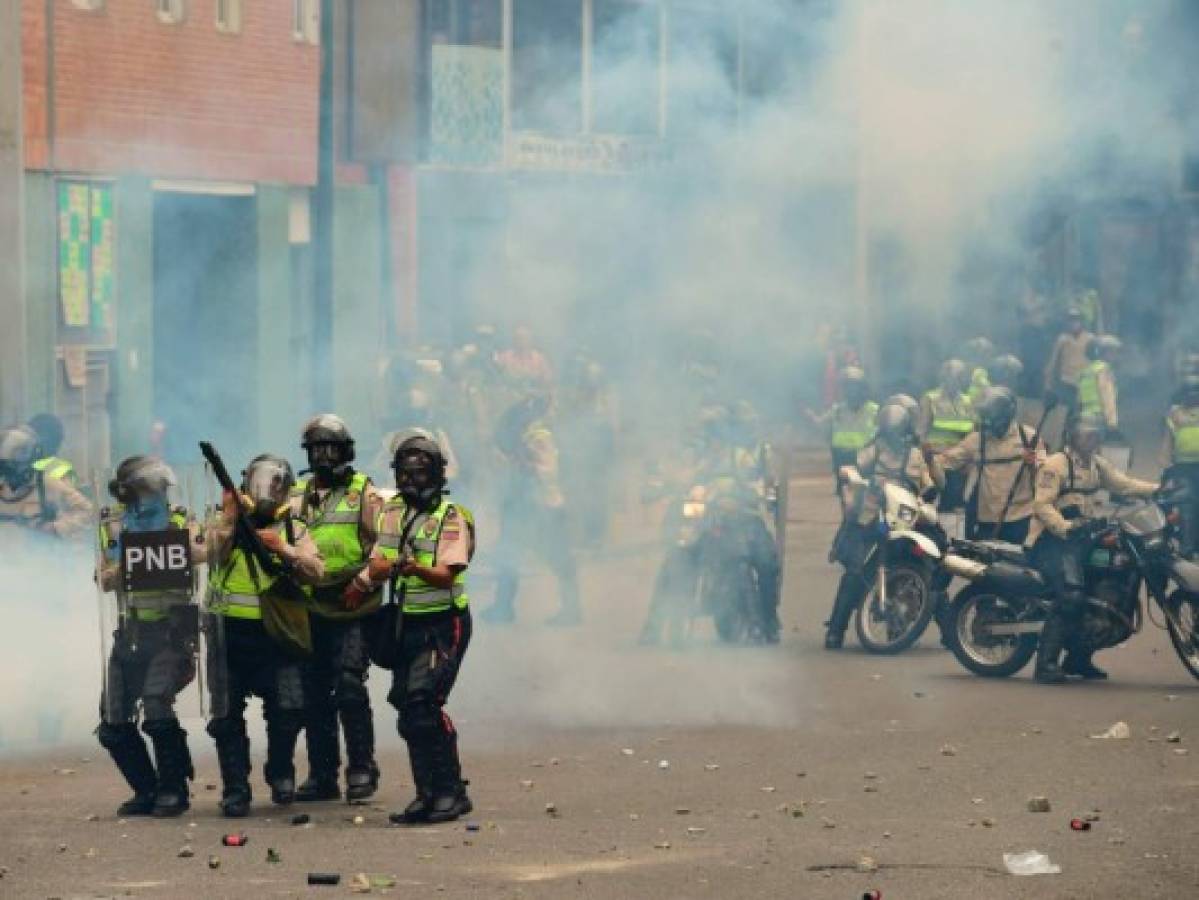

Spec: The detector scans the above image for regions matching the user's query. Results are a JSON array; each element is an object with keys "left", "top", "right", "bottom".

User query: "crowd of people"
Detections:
[
  {"left": 813, "top": 303, "right": 1199, "bottom": 681},
  {"left": 2, "top": 308, "right": 1198, "bottom": 823}
]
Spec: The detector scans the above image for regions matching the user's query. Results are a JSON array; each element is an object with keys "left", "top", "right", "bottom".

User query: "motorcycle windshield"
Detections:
[{"left": 1118, "top": 503, "right": 1166, "bottom": 538}]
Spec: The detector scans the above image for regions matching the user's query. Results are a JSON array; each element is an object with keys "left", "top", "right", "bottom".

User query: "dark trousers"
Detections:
[
  {"left": 103, "top": 618, "right": 194, "bottom": 724},
  {"left": 1169, "top": 463, "right": 1199, "bottom": 557},
  {"left": 302, "top": 614, "right": 374, "bottom": 779},
  {"left": 1028, "top": 531, "right": 1091, "bottom": 665},
  {"left": 206, "top": 617, "right": 305, "bottom": 785},
  {"left": 967, "top": 517, "right": 1031, "bottom": 545},
  {"left": 828, "top": 522, "right": 876, "bottom": 636},
  {"left": 388, "top": 610, "right": 472, "bottom": 796}
]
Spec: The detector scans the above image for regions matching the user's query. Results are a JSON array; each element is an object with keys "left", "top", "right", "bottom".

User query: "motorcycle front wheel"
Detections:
[
  {"left": 946, "top": 584, "right": 1039, "bottom": 677},
  {"left": 854, "top": 562, "right": 934, "bottom": 654},
  {"left": 1165, "top": 590, "right": 1199, "bottom": 681}
]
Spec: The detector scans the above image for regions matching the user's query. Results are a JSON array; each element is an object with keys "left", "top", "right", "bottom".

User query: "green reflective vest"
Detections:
[
  {"left": 376, "top": 498, "right": 471, "bottom": 615},
  {"left": 99, "top": 508, "right": 191, "bottom": 623},
  {"left": 1169, "top": 406, "right": 1199, "bottom": 463},
  {"left": 1077, "top": 360, "right": 1110, "bottom": 416},
  {"left": 967, "top": 367, "right": 991, "bottom": 405},
  {"left": 34, "top": 455, "right": 77, "bottom": 485},
  {"left": 294, "top": 472, "right": 370, "bottom": 585},
  {"left": 924, "top": 389, "right": 974, "bottom": 448},
  {"left": 831, "top": 401, "right": 879, "bottom": 451},
  {"left": 208, "top": 520, "right": 302, "bottom": 620}
]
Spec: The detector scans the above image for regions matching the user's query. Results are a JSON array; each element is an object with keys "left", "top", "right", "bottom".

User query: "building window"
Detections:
[
  {"left": 215, "top": 0, "right": 242, "bottom": 33},
  {"left": 155, "top": 0, "right": 186, "bottom": 24},
  {"left": 513, "top": 0, "right": 583, "bottom": 134},
  {"left": 591, "top": 0, "right": 661, "bottom": 135},
  {"left": 293, "top": 0, "right": 319, "bottom": 44}
]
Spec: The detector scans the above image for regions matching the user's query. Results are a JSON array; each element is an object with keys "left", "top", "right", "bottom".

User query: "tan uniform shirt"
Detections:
[
  {"left": 357, "top": 502, "right": 473, "bottom": 591},
  {"left": 1045, "top": 330, "right": 1093, "bottom": 389},
  {"left": 938, "top": 424, "right": 1045, "bottom": 524},
  {"left": 205, "top": 517, "right": 326, "bottom": 585},
  {"left": 1028, "top": 450, "right": 1157, "bottom": 545},
  {"left": 0, "top": 476, "right": 93, "bottom": 538},
  {"left": 846, "top": 445, "right": 939, "bottom": 526}
]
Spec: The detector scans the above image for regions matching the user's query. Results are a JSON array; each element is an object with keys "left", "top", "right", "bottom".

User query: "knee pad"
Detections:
[
  {"left": 97, "top": 721, "right": 137, "bottom": 750},
  {"left": 397, "top": 697, "right": 440, "bottom": 742}
]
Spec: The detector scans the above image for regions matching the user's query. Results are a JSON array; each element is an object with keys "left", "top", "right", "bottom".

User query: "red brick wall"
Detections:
[{"left": 22, "top": 0, "right": 319, "bottom": 184}]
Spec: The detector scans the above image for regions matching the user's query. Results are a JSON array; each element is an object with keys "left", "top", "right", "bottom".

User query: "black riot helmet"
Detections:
[
  {"left": 392, "top": 433, "right": 447, "bottom": 510},
  {"left": 0, "top": 425, "right": 42, "bottom": 491},
  {"left": 876, "top": 402, "right": 915, "bottom": 451},
  {"left": 1068, "top": 413, "right": 1106, "bottom": 457},
  {"left": 242, "top": 454, "right": 296, "bottom": 525},
  {"left": 108, "top": 455, "right": 176, "bottom": 510},
  {"left": 27, "top": 413, "right": 65, "bottom": 457},
  {"left": 977, "top": 387, "right": 1018, "bottom": 439},
  {"left": 300, "top": 413, "right": 356, "bottom": 484},
  {"left": 987, "top": 353, "right": 1024, "bottom": 390}
]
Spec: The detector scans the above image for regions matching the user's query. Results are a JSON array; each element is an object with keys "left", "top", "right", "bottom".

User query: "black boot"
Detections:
[
  {"left": 824, "top": 574, "right": 862, "bottom": 650},
  {"left": 1062, "top": 649, "right": 1108, "bottom": 680},
  {"left": 296, "top": 708, "right": 341, "bottom": 802},
  {"left": 426, "top": 732, "right": 472, "bottom": 824},
  {"left": 342, "top": 705, "right": 379, "bottom": 802},
  {"left": 1034, "top": 615, "right": 1068, "bottom": 684},
  {"left": 265, "top": 711, "right": 302, "bottom": 806},
  {"left": 389, "top": 738, "right": 436, "bottom": 825},
  {"left": 98, "top": 722, "right": 157, "bottom": 816},
  {"left": 209, "top": 719, "right": 252, "bottom": 817},
  {"left": 142, "top": 719, "right": 193, "bottom": 817}
]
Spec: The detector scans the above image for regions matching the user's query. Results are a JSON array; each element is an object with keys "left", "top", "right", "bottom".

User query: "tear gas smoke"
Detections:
[{"left": 3, "top": 0, "right": 1196, "bottom": 755}]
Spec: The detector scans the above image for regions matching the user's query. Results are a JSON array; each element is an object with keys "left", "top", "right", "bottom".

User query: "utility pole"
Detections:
[
  {"left": 0, "top": 0, "right": 27, "bottom": 419},
  {"left": 312, "top": 0, "right": 336, "bottom": 410}
]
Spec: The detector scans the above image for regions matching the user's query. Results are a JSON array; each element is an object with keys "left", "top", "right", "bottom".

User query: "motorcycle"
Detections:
[
  {"left": 840, "top": 472, "right": 947, "bottom": 654},
  {"left": 942, "top": 484, "right": 1199, "bottom": 680},
  {"left": 644, "top": 479, "right": 769, "bottom": 645}
]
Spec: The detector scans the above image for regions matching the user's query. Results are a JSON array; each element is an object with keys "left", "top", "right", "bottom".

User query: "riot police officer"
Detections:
[
  {"left": 1162, "top": 374, "right": 1199, "bottom": 556},
  {"left": 1077, "top": 335, "right": 1121, "bottom": 431},
  {"left": 291, "top": 415, "right": 387, "bottom": 802},
  {"left": 964, "top": 337, "right": 995, "bottom": 404},
  {"left": 206, "top": 454, "right": 325, "bottom": 816},
  {"left": 96, "top": 457, "right": 204, "bottom": 816},
  {"left": 807, "top": 366, "right": 879, "bottom": 489},
  {"left": 0, "top": 424, "right": 90, "bottom": 536},
  {"left": 353, "top": 434, "right": 475, "bottom": 825},
  {"left": 920, "top": 360, "right": 975, "bottom": 511},
  {"left": 826, "top": 402, "right": 940, "bottom": 649},
  {"left": 937, "top": 387, "right": 1044, "bottom": 545},
  {"left": 987, "top": 354, "right": 1025, "bottom": 393},
  {"left": 1027, "top": 415, "right": 1157, "bottom": 683}
]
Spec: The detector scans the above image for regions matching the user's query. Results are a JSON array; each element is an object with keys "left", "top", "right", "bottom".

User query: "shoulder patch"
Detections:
[
  {"left": 345, "top": 489, "right": 361, "bottom": 510},
  {"left": 423, "top": 517, "right": 439, "bottom": 537},
  {"left": 1038, "top": 469, "right": 1058, "bottom": 488}
]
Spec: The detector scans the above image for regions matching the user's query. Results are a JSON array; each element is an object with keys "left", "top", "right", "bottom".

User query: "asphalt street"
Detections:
[{"left": 1, "top": 460, "right": 1197, "bottom": 899}]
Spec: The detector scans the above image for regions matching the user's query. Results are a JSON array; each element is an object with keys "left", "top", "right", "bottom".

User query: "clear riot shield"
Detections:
[
  {"left": 94, "top": 468, "right": 128, "bottom": 726},
  {"left": 198, "top": 459, "right": 229, "bottom": 721}
]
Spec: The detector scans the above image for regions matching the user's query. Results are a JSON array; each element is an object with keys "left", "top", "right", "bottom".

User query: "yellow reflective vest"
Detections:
[
  {"left": 831, "top": 401, "right": 879, "bottom": 451},
  {"left": 1168, "top": 405, "right": 1199, "bottom": 464},
  {"left": 376, "top": 498, "right": 472, "bottom": 616}
]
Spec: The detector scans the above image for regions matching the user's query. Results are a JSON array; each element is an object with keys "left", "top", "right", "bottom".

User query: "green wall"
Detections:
[{"left": 22, "top": 173, "right": 57, "bottom": 415}]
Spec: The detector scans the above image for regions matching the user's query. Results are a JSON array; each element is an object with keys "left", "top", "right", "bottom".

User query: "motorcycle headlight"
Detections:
[
  {"left": 898, "top": 504, "right": 917, "bottom": 524},
  {"left": 682, "top": 502, "right": 706, "bottom": 519}
]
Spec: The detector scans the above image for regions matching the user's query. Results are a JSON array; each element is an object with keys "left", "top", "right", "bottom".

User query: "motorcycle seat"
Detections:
[{"left": 971, "top": 540, "right": 1027, "bottom": 561}]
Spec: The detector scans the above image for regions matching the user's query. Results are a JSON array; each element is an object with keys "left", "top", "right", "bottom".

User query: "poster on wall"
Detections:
[{"left": 57, "top": 180, "right": 116, "bottom": 346}]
